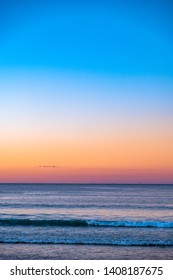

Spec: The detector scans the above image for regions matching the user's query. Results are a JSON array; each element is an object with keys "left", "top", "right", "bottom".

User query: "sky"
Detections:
[{"left": 0, "top": 0, "right": 173, "bottom": 183}]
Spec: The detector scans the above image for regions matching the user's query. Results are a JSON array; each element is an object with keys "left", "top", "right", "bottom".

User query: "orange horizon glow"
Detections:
[
  {"left": 0, "top": 166, "right": 173, "bottom": 184},
  {"left": 1, "top": 132, "right": 173, "bottom": 183}
]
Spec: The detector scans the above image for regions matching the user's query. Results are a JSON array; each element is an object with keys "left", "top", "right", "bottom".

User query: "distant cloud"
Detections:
[{"left": 38, "top": 165, "right": 58, "bottom": 168}]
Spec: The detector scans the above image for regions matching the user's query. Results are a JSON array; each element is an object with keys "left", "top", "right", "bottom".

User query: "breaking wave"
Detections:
[{"left": 0, "top": 218, "right": 173, "bottom": 228}]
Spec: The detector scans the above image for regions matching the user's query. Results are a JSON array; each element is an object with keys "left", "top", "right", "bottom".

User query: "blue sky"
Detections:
[{"left": 1, "top": 0, "right": 173, "bottom": 76}]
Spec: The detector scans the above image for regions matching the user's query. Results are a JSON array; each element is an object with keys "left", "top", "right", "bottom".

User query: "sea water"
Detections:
[{"left": 0, "top": 184, "right": 173, "bottom": 259}]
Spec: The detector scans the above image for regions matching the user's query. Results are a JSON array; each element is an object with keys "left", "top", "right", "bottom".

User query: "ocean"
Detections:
[{"left": 0, "top": 184, "right": 173, "bottom": 259}]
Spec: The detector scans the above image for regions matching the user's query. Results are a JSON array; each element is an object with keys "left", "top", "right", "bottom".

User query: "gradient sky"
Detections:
[{"left": 0, "top": 0, "right": 173, "bottom": 183}]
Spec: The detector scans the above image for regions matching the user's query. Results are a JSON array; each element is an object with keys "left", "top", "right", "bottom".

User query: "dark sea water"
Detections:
[{"left": 0, "top": 184, "right": 173, "bottom": 259}]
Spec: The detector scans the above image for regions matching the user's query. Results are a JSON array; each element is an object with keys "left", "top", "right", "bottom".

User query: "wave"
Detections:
[
  {"left": 0, "top": 239, "right": 172, "bottom": 246},
  {"left": 0, "top": 218, "right": 173, "bottom": 228}
]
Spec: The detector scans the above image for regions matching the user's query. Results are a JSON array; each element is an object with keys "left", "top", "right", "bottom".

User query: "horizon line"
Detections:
[{"left": 0, "top": 182, "right": 173, "bottom": 185}]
